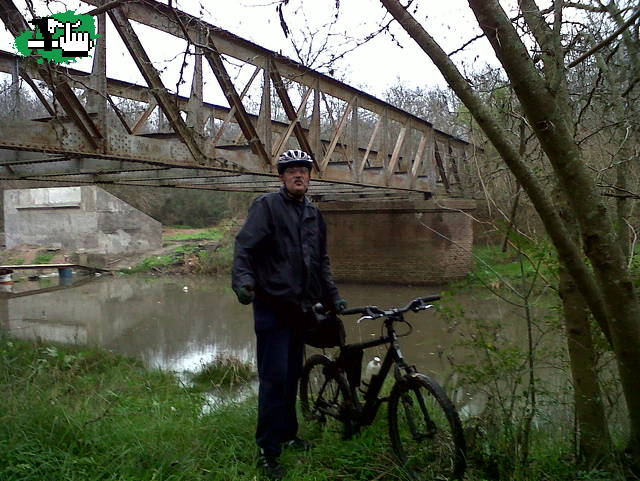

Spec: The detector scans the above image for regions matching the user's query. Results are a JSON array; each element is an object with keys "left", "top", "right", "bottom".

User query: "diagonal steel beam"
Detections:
[
  {"left": 18, "top": 69, "right": 54, "bottom": 115},
  {"left": 211, "top": 65, "right": 261, "bottom": 146},
  {"left": 202, "top": 37, "right": 271, "bottom": 166},
  {"left": 409, "top": 131, "right": 428, "bottom": 188},
  {"left": 271, "top": 87, "right": 312, "bottom": 161},
  {"left": 434, "top": 141, "right": 450, "bottom": 193},
  {"left": 448, "top": 140, "right": 463, "bottom": 193},
  {"left": 107, "top": 6, "right": 207, "bottom": 164},
  {"left": 130, "top": 100, "right": 156, "bottom": 135},
  {"left": 320, "top": 97, "right": 355, "bottom": 172},
  {"left": 269, "top": 61, "right": 316, "bottom": 164},
  {"left": 360, "top": 116, "right": 381, "bottom": 175},
  {"left": 386, "top": 123, "right": 407, "bottom": 182}
]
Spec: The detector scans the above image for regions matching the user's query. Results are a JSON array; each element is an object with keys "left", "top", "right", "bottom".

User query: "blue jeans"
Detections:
[{"left": 253, "top": 296, "right": 305, "bottom": 458}]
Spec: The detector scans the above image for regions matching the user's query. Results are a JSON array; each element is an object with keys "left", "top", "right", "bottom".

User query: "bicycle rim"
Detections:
[
  {"left": 300, "top": 354, "right": 353, "bottom": 439},
  {"left": 388, "top": 374, "right": 466, "bottom": 480}
]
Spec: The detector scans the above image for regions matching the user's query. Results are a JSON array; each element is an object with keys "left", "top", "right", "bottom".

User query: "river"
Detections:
[{"left": 0, "top": 274, "right": 543, "bottom": 380}]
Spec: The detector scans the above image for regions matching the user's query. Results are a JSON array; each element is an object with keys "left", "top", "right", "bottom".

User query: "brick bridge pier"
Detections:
[{"left": 320, "top": 199, "right": 476, "bottom": 285}]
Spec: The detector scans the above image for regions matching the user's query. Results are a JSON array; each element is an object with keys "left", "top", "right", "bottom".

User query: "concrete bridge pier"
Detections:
[{"left": 319, "top": 199, "right": 476, "bottom": 285}]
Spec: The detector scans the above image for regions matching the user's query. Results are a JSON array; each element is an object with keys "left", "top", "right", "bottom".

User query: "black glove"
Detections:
[
  {"left": 334, "top": 298, "right": 347, "bottom": 313},
  {"left": 237, "top": 285, "right": 254, "bottom": 305}
]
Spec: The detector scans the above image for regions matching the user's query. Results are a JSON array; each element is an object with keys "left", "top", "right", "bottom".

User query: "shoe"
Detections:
[
  {"left": 282, "top": 437, "right": 314, "bottom": 451},
  {"left": 257, "top": 450, "right": 285, "bottom": 480}
]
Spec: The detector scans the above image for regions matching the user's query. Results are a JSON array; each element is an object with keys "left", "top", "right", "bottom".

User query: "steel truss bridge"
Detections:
[{"left": 0, "top": 0, "right": 476, "bottom": 200}]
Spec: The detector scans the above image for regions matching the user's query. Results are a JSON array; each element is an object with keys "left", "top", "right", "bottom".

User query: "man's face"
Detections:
[{"left": 280, "top": 166, "right": 310, "bottom": 200}]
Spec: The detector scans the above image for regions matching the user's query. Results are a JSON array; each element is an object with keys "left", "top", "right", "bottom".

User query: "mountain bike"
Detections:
[{"left": 300, "top": 295, "right": 467, "bottom": 480}]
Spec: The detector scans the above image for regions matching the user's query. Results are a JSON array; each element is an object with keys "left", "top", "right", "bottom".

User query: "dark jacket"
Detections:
[{"left": 232, "top": 187, "right": 340, "bottom": 314}]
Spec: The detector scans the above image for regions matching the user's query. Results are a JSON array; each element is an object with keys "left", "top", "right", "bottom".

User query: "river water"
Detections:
[{"left": 0, "top": 274, "right": 539, "bottom": 380}]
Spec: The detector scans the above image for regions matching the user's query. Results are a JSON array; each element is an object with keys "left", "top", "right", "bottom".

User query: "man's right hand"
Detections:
[{"left": 237, "top": 285, "right": 255, "bottom": 305}]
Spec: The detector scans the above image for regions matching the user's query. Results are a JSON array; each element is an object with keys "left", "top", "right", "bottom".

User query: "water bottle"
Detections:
[{"left": 362, "top": 356, "right": 381, "bottom": 391}]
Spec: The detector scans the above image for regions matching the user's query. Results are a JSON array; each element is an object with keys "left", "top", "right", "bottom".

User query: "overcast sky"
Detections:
[
  {"left": 0, "top": 0, "right": 507, "bottom": 103},
  {"left": 190, "top": 0, "right": 496, "bottom": 94}
]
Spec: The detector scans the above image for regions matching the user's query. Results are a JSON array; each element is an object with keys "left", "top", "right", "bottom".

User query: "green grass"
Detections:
[
  {"left": 164, "top": 228, "right": 223, "bottom": 242},
  {"left": 123, "top": 224, "right": 234, "bottom": 274},
  {"left": 126, "top": 255, "right": 177, "bottom": 274},
  {"left": 32, "top": 252, "right": 56, "bottom": 264},
  {"left": 0, "top": 336, "right": 408, "bottom": 481}
]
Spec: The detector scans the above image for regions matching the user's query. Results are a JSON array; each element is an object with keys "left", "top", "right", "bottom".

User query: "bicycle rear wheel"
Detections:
[
  {"left": 300, "top": 354, "right": 355, "bottom": 439},
  {"left": 388, "top": 373, "right": 466, "bottom": 480}
]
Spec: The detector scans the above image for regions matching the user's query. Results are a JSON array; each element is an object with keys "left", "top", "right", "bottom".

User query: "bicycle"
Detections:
[{"left": 300, "top": 295, "right": 467, "bottom": 481}]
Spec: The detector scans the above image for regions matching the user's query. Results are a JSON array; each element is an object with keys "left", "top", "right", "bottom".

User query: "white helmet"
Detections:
[{"left": 277, "top": 149, "right": 313, "bottom": 174}]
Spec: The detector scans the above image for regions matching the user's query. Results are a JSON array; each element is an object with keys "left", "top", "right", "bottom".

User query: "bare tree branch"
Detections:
[{"left": 568, "top": 7, "right": 640, "bottom": 67}]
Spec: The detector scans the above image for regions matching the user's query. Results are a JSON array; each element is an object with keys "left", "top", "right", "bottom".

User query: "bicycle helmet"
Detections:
[{"left": 277, "top": 149, "right": 313, "bottom": 174}]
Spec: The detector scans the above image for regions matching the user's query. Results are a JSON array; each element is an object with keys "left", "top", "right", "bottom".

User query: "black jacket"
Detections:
[{"left": 232, "top": 187, "right": 340, "bottom": 313}]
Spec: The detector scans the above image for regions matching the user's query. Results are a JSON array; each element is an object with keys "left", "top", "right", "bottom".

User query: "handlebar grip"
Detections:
[
  {"left": 419, "top": 294, "right": 441, "bottom": 303},
  {"left": 341, "top": 306, "right": 366, "bottom": 315}
]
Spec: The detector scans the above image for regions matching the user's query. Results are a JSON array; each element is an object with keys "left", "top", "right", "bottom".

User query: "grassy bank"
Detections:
[
  {"left": 126, "top": 219, "right": 240, "bottom": 275},
  {"left": 0, "top": 336, "right": 628, "bottom": 480},
  {"left": 0, "top": 336, "right": 403, "bottom": 481}
]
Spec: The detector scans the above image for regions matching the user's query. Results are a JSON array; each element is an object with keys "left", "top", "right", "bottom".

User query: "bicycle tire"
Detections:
[
  {"left": 299, "top": 354, "right": 355, "bottom": 439},
  {"left": 388, "top": 373, "right": 466, "bottom": 480}
]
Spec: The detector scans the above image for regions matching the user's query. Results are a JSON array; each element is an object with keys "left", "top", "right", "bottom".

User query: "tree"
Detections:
[{"left": 379, "top": 0, "right": 640, "bottom": 470}]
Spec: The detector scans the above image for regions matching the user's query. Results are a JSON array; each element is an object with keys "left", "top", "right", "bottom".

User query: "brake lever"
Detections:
[
  {"left": 357, "top": 315, "right": 374, "bottom": 324},
  {"left": 411, "top": 303, "right": 435, "bottom": 312}
]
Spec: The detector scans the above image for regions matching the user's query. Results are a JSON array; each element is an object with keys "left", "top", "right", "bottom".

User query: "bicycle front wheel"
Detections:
[
  {"left": 299, "top": 354, "right": 355, "bottom": 439},
  {"left": 388, "top": 373, "right": 466, "bottom": 480}
]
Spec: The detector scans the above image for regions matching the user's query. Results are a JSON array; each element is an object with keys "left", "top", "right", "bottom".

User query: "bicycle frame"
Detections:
[{"left": 339, "top": 314, "right": 415, "bottom": 428}]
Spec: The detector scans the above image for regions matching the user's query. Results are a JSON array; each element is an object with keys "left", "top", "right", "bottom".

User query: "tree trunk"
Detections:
[
  {"left": 559, "top": 267, "right": 612, "bottom": 465},
  {"left": 556, "top": 186, "right": 612, "bottom": 465}
]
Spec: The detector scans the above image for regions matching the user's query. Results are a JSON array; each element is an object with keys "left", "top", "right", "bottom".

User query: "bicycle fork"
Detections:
[{"left": 393, "top": 345, "right": 438, "bottom": 441}]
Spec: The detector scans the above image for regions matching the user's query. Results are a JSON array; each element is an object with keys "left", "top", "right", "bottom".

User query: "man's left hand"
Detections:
[{"left": 334, "top": 298, "right": 347, "bottom": 313}]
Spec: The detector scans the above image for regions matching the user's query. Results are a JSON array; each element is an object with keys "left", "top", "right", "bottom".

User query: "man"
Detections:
[{"left": 232, "top": 149, "right": 347, "bottom": 480}]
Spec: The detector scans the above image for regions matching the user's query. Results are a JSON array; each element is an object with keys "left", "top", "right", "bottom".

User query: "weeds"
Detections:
[
  {"left": 125, "top": 220, "right": 240, "bottom": 275},
  {"left": 437, "top": 241, "right": 629, "bottom": 480},
  {"left": 126, "top": 254, "right": 177, "bottom": 273},
  {"left": 190, "top": 355, "right": 256, "bottom": 389},
  {"left": 192, "top": 219, "right": 241, "bottom": 275},
  {"left": 32, "top": 252, "right": 56, "bottom": 264}
]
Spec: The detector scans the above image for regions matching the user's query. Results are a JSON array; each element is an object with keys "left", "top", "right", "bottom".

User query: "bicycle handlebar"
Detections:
[{"left": 341, "top": 294, "right": 441, "bottom": 317}]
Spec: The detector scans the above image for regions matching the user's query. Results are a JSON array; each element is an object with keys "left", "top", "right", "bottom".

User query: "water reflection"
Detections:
[
  {"left": 0, "top": 275, "right": 256, "bottom": 372},
  {"left": 0, "top": 274, "right": 542, "bottom": 387}
]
